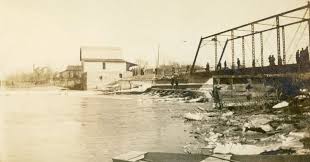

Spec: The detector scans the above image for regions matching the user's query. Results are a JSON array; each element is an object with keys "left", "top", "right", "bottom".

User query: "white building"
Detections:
[{"left": 80, "top": 46, "right": 136, "bottom": 90}]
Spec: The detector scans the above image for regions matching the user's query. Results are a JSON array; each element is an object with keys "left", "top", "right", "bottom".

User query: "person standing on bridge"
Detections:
[
  {"left": 205, "top": 63, "right": 210, "bottom": 72},
  {"left": 305, "top": 47, "right": 309, "bottom": 64},
  {"left": 252, "top": 59, "right": 256, "bottom": 67},
  {"left": 300, "top": 48, "right": 305, "bottom": 65},
  {"left": 237, "top": 58, "right": 241, "bottom": 69},
  {"left": 270, "top": 55, "right": 275, "bottom": 66},
  {"left": 296, "top": 50, "right": 300, "bottom": 64},
  {"left": 224, "top": 60, "right": 227, "bottom": 70},
  {"left": 217, "top": 62, "right": 222, "bottom": 70},
  {"left": 278, "top": 56, "right": 283, "bottom": 66}
]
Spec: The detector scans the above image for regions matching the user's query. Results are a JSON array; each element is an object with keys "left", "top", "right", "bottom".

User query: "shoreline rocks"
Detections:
[{"left": 183, "top": 94, "right": 310, "bottom": 155}]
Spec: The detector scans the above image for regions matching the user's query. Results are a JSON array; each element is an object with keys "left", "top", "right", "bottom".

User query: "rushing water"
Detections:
[{"left": 0, "top": 89, "right": 194, "bottom": 162}]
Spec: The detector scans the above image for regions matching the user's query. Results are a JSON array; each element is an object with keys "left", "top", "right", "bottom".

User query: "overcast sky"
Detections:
[{"left": 0, "top": 0, "right": 307, "bottom": 76}]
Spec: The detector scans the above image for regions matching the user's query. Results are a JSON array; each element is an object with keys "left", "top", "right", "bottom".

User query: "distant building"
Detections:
[
  {"left": 59, "top": 65, "right": 83, "bottom": 79},
  {"left": 55, "top": 65, "right": 84, "bottom": 90},
  {"left": 80, "top": 46, "right": 136, "bottom": 90}
]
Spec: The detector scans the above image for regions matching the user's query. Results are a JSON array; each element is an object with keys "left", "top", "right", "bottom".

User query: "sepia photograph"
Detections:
[{"left": 1, "top": 0, "right": 310, "bottom": 161}]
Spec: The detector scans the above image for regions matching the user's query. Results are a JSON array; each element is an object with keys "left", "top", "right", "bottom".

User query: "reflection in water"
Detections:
[{"left": 0, "top": 91, "right": 192, "bottom": 162}]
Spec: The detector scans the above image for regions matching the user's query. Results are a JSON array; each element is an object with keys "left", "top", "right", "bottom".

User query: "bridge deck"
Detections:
[{"left": 210, "top": 63, "right": 310, "bottom": 78}]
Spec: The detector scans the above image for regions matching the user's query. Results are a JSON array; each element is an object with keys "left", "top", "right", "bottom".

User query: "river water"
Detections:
[{"left": 0, "top": 89, "right": 194, "bottom": 162}]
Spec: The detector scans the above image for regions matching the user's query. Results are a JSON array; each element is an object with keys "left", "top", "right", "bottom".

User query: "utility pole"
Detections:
[{"left": 157, "top": 44, "right": 160, "bottom": 68}]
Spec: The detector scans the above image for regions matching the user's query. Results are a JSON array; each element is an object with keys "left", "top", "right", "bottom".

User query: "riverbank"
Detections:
[
  {"left": 6, "top": 85, "right": 310, "bottom": 158},
  {"left": 182, "top": 93, "right": 310, "bottom": 156},
  {"left": 115, "top": 83, "right": 310, "bottom": 156}
]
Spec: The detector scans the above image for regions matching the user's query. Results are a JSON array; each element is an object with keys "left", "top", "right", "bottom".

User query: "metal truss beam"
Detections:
[
  {"left": 231, "top": 31, "right": 235, "bottom": 69},
  {"left": 201, "top": 4, "right": 309, "bottom": 40},
  {"left": 228, "top": 18, "right": 310, "bottom": 41},
  {"left": 214, "top": 36, "right": 218, "bottom": 69},
  {"left": 242, "top": 37, "right": 245, "bottom": 67},
  {"left": 190, "top": 37, "right": 203, "bottom": 74},
  {"left": 280, "top": 15, "right": 306, "bottom": 20},
  {"left": 251, "top": 24, "right": 255, "bottom": 67},
  {"left": 217, "top": 39, "right": 229, "bottom": 69},
  {"left": 282, "top": 26, "right": 286, "bottom": 65},
  {"left": 260, "top": 32, "right": 264, "bottom": 67},
  {"left": 256, "top": 23, "right": 276, "bottom": 26},
  {"left": 276, "top": 16, "right": 281, "bottom": 65}
]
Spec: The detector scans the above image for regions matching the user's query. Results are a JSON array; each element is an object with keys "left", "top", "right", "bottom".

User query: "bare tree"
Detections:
[{"left": 135, "top": 59, "right": 149, "bottom": 68}]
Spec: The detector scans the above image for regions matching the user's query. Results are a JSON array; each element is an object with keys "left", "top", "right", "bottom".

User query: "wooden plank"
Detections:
[
  {"left": 201, "top": 155, "right": 234, "bottom": 162},
  {"left": 113, "top": 151, "right": 146, "bottom": 162}
]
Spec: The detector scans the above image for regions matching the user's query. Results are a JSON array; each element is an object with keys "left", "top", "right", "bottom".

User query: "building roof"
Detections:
[
  {"left": 79, "top": 46, "right": 137, "bottom": 67},
  {"left": 80, "top": 46, "right": 123, "bottom": 61},
  {"left": 82, "top": 58, "right": 126, "bottom": 63},
  {"left": 82, "top": 58, "right": 137, "bottom": 66},
  {"left": 126, "top": 61, "right": 138, "bottom": 67}
]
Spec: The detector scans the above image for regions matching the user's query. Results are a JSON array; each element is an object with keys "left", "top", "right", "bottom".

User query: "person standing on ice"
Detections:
[
  {"left": 170, "top": 75, "right": 175, "bottom": 89},
  {"left": 212, "top": 85, "right": 222, "bottom": 109}
]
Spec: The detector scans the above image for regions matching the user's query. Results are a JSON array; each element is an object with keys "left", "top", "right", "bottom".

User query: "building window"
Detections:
[{"left": 102, "top": 62, "right": 106, "bottom": 69}]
